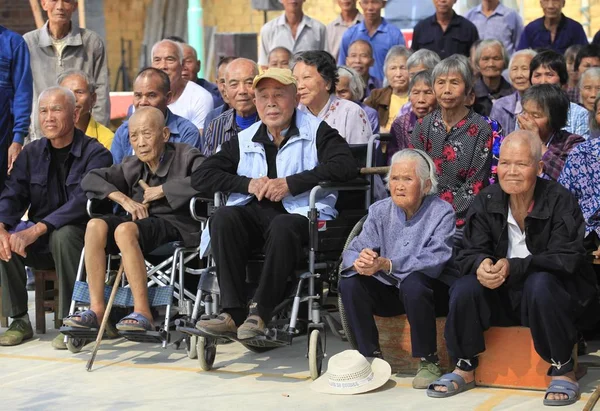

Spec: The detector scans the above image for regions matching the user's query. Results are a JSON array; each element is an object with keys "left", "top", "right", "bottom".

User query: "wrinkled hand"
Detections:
[
  {"left": 10, "top": 225, "right": 43, "bottom": 258},
  {"left": 122, "top": 197, "right": 149, "bottom": 221},
  {"left": 0, "top": 225, "right": 11, "bottom": 262},
  {"left": 490, "top": 258, "right": 510, "bottom": 279},
  {"left": 353, "top": 248, "right": 389, "bottom": 276},
  {"left": 517, "top": 112, "right": 539, "bottom": 135},
  {"left": 7, "top": 142, "right": 22, "bottom": 175},
  {"left": 248, "top": 177, "right": 269, "bottom": 198},
  {"left": 138, "top": 180, "right": 165, "bottom": 204},
  {"left": 476, "top": 258, "right": 505, "bottom": 289},
  {"left": 258, "top": 178, "right": 290, "bottom": 202}
]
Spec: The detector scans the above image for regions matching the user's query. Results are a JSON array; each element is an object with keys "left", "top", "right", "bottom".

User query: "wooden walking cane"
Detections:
[
  {"left": 584, "top": 385, "right": 600, "bottom": 411},
  {"left": 86, "top": 262, "right": 125, "bottom": 372}
]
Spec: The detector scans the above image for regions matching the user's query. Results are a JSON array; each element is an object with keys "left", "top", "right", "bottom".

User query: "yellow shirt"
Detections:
[
  {"left": 385, "top": 94, "right": 408, "bottom": 131},
  {"left": 85, "top": 117, "right": 114, "bottom": 150}
]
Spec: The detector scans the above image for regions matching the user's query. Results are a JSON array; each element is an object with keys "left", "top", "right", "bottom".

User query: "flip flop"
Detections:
[
  {"left": 116, "top": 312, "right": 154, "bottom": 332},
  {"left": 543, "top": 379, "right": 580, "bottom": 406},
  {"left": 62, "top": 310, "right": 100, "bottom": 329},
  {"left": 426, "top": 372, "right": 476, "bottom": 398}
]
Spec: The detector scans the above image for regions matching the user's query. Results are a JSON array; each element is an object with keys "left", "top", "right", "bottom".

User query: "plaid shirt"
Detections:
[
  {"left": 202, "top": 108, "right": 260, "bottom": 156},
  {"left": 541, "top": 130, "right": 585, "bottom": 181}
]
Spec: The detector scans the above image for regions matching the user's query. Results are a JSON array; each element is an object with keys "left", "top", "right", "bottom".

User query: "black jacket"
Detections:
[{"left": 457, "top": 178, "right": 598, "bottom": 311}]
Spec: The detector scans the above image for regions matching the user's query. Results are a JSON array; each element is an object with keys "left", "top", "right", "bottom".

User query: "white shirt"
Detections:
[
  {"left": 259, "top": 14, "right": 326, "bottom": 65},
  {"left": 299, "top": 95, "right": 372, "bottom": 144},
  {"left": 168, "top": 81, "right": 214, "bottom": 130},
  {"left": 507, "top": 206, "right": 531, "bottom": 259}
]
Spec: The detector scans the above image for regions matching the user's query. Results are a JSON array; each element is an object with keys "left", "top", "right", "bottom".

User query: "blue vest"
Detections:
[{"left": 227, "top": 110, "right": 338, "bottom": 220}]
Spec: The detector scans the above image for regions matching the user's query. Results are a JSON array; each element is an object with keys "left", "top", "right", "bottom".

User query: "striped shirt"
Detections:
[{"left": 202, "top": 108, "right": 260, "bottom": 156}]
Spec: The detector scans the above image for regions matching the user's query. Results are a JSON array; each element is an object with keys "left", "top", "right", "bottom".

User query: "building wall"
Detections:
[{"left": 0, "top": 0, "right": 37, "bottom": 35}]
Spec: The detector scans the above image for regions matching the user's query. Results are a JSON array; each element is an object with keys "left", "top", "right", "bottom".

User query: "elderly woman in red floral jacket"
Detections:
[{"left": 410, "top": 55, "right": 494, "bottom": 239}]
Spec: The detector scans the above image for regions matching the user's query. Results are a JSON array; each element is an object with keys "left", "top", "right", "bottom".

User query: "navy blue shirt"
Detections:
[
  {"left": 0, "top": 129, "right": 113, "bottom": 233},
  {"left": 517, "top": 14, "right": 588, "bottom": 54},
  {"left": 412, "top": 12, "right": 479, "bottom": 59},
  {"left": 197, "top": 78, "right": 224, "bottom": 109},
  {"left": 337, "top": 18, "right": 406, "bottom": 82}
]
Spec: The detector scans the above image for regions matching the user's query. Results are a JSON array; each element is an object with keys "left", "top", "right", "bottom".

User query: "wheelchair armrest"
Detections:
[
  {"left": 190, "top": 196, "right": 213, "bottom": 222},
  {"left": 378, "top": 133, "right": 392, "bottom": 143},
  {"left": 86, "top": 198, "right": 114, "bottom": 218}
]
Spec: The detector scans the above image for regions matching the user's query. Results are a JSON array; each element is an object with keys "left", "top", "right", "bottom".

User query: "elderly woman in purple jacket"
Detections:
[
  {"left": 339, "top": 148, "right": 457, "bottom": 390},
  {"left": 490, "top": 49, "right": 537, "bottom": 135}
]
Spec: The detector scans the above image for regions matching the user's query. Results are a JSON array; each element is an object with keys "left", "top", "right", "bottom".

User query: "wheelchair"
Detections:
[
  {"left": 59, "top": 197, "right": 207, "bottom": 353},
  {"left": 176, "top": 134, "right": 391, "bottom": 379}
]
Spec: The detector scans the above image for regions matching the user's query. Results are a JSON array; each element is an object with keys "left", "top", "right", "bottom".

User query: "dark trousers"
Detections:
[
  {"left": 445, "top": 272, "right": 577, "bottom": 376},
  {"left": 209, "top": 202, "right": 309, "bottom": 323},
  {"left": 1, "top": 225, "right": 84, "bottom": 319},
  {"left": 339, "top": 272, "right": 449, "bottom": 358}
]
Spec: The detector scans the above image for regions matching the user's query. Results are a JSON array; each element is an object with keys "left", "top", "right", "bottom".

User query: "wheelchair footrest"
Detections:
[
  {"left": 72, "top": 281, "right": 174, "bottom": 308},
  {"left": 60, "top": 326, "right": 102, "bottom": 340},
  {"left": 119, "top": 330, "right": 167, "bottom": 344}
]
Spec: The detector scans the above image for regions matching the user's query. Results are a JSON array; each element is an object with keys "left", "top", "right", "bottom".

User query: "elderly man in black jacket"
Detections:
[
  {"left": 427, "top": 130, "right": 597, "bottom": 406},
  {"left": 63, "top": 106, "right": 204, "bottom": 333}
]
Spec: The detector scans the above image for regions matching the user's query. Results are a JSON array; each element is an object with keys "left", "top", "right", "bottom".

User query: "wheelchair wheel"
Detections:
[
  {"left": 186, "top": 335, "right": 198, "bottom": 359},
  {"left": 308, "top": 329, "right": 324, "bottom": 380},
  {"left": 66, "top": 337, "right": 87, "bottom": 353},
  {"left": 337, "top": 215, "right": 367, "bottom": 351},
  {"left": 197, "top": 336, "right": 216, "bottom": 371}
]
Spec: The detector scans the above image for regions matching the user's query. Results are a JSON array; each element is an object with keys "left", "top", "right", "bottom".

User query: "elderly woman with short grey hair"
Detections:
[
  {"left": 411, "top": 55, "right": 495, "bottom": 230},
  {"left": 396, "top": 49, "right": 441, "bottom": 118},
  {"left": 578, "top": 67, "right": 600, "bottom": 113},
  {"left": 293, "top": 51, "right": 372, "bottom": 144},
  {"left": 473, "top": 40, "right": 513, "bottom": 117},
  {"left": 336, "top": 66, "right": 380, "bottom": 134},
  {"left": 490, "top": 49, "right": 537, "bottom": 135},
  {"left": 365, "top": 46, "right": 413, "bottom": 132},
  {"left": 389, "top": 70, "right": 437, "bottom": 160},
  {"left": 339, "top": 148, "right": 456, "bottom": 389}
]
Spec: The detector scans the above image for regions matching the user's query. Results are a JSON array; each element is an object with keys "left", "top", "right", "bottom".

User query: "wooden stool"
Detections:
[
  {"left": 34, "top": 270, "right": 60, "bottom": 334},
  {"left": 0, "top": 286, "right": 7, "bottom": 327},
  {"left": 374, "top": 315, "right": 450, "bottom": 373},
  {"left": 476, "top": 327, "right": 580, "bottom": 390}
]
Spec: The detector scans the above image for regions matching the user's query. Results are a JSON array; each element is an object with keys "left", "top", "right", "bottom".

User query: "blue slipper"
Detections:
[
  {"left": 63, "top": 310, "right": 100, "bottom": 329},
  {"left": 543, "top": 379, "right": 580, "bottom": 406},
  {"left": 116, "top": 312, "right": 153, "bottom": 332},
  {"left": 426, "top": 372, "right": 476, "bottom": 398}
]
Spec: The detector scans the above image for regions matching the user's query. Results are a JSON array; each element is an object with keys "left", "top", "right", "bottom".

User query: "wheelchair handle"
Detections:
[{"left": 360, "top": 166, "right": 389, "bottom": 175}]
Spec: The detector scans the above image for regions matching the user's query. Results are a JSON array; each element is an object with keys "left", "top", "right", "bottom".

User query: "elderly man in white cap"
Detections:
[{"left": 191, "top": 67, "right": 358, "bottom": 341}]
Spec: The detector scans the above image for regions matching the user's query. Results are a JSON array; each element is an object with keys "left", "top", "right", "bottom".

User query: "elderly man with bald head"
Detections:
[
  {"left": 0, "top": 86, "right": 112, "bottom": 348},
  {"left": 201, "top": 58, "right": 261, "bottom": 156},
  {"left": 151, "top": 39, "right": 214, "bottom": 132},
  {"left": 74, "top": 107, "right": 204, "bottom": 334},
  {"left": 427, "top": 131, "right": 597, "bottom": 406}
]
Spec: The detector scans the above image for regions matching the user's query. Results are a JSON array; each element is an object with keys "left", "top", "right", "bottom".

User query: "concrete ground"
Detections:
[{"left": 1, "top": 293, "right": 599, "bottom": 411}]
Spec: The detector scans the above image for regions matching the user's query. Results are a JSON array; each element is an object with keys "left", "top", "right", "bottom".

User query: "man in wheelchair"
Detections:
[
  {"left": 63, "top": 107, "right": 204, "bottom": 332},
  {"left": 191, "top": 68, "right": 358, "bottom": 340}
]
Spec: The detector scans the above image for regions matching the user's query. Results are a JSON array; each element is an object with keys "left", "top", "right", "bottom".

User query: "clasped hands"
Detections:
[
  {"left": 248, "top": 177, "right": 290, "bottom": 202},
  {"left": 353, "top": 248, "right": 391, "bottom": 276},
  {"left": 477, "top": 258, "right": 510, "bottom": 289},
  {"left": 0, "top": 222, "right": 47, "bottom": 261}
]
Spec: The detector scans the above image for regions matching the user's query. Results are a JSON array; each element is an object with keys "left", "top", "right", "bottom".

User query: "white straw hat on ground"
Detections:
[{"left": 310, "top": 350, "right": 392, "bottom": 395}]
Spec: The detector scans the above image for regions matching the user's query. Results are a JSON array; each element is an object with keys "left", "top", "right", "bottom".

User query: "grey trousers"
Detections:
[{"left": 0, "top": 225, "right": 84, "bottom": 319}]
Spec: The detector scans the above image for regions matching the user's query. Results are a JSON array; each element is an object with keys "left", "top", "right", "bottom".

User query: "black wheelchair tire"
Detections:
[{"left": 337, "top": 214, "right": 368, "bottom": 351}]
